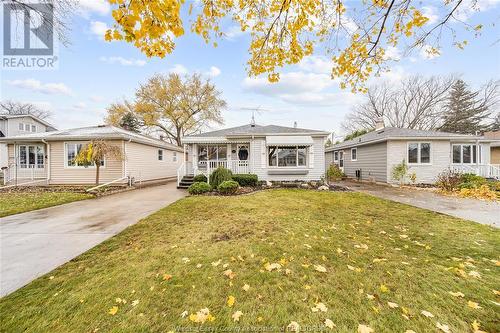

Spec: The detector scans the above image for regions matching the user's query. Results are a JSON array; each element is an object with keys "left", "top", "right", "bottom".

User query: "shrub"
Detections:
[
  {"left": 460, "top": 173, "right": 486, "bottom": 187},
  {"left": 232, "top": 174, "right": 258, "bottom": 187},
  {"left": 326, "top": 164, "right": 344, "bottom": 182},
  {"left": 391, "top": 160, "right": 409, "bottom": 185},
  {"left": 436, "top": 169, "right": 463, "bottom": 191},
  {"left": 188, "top": 182, "right": 211, "bottom": 195},
  {"left": 217, "top": 180, "right": 239, "bottom": 195},
  {"left": 193, "top": 174, "right": 207, "bottom": 182},
  {"left": 209, "top": 167, "right": 232, "bottom": 189}
]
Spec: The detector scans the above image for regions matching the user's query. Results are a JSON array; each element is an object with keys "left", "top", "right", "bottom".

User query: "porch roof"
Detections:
[{"left": 265, "top": 135, "right": 314, "bottom": 146}]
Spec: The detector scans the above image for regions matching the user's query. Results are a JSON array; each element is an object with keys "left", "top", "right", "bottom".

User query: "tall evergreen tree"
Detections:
[
  {"left": 119, "top": 112, "right": 141, "bottom": 133},
  {"left": 440, "top": 80, "right": 492, "bottom": 134}
]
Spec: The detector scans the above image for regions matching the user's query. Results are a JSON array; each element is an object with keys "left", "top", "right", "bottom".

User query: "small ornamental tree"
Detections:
[
  {"left": 74, "top": 140, "right": 123, "bottom": 185},
  {"left": 391, "top": 160, "right": 409, "bottom": 186}
]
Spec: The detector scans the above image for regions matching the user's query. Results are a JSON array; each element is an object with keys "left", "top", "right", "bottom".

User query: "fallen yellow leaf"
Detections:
[
  {"left": 324, "top": 318, "right": 336, "bottom": 329},
  {"left": 108, "top": 306, "right": 118, "bottom": 315},
  {"left": 231, "top": 310, "right": 243, "bottom": 322},
  {"left": 467, "top": 300, "right": 481, "bottom": 309},
  {"left": 227, "top": 295, "right": 236, "bottom": 307},
  {"left": 358, "top": 324, "right": 374, "bottom": 333}
]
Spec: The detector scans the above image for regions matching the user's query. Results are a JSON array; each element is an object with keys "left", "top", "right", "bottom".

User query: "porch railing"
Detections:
[
  {"left": 3, "top": 164, "right": 48, "bottom": 185},
  {"left": 451, "top": 164, "right": 500, "bottom": 180}
]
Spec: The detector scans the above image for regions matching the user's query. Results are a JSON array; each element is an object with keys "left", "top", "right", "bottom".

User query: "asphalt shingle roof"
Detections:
[
  {"left": 1, "top": 125, "right": 182, "bottom": 151},
  {"left": 185, "top": 124, "right": 328, "bottom": 137},
  {"left": 327, "top": 127, "right": 482, "bottom": 151}
]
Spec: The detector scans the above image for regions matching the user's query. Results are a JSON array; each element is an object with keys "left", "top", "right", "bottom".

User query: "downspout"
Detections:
[
  {"left": 124, "top": 139, "right": 131, "bottom": 184},
  {"left": 42, "top": 139, "right": 50, "bottom": 183}
]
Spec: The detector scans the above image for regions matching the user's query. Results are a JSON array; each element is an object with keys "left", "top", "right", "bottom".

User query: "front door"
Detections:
[{"left": 339, "top": 151, "right": 344, "bottom": 172}]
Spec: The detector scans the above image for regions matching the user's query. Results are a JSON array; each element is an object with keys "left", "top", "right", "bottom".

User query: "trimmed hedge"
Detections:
[
  {"left": 188, "top": 182, "right": 211, "bottom": 195},
  {"left": 209, "top": 167, "right": 233, "bottom": 189},
  {"left": 217, "top": 180, "right": 239, "bottom": 195},
  {"left": 232, "top": 174, "right": 258, "bottom": 187},
  {"left": 193, "top": 174, "right": 208, "bottom": 182}
]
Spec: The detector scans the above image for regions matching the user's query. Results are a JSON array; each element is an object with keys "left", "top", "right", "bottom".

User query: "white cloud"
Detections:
[
  {"left": 90, "top": 95, "right": 106, "bottom": 103},
  {"left": 243, "top": 71, "right": 335, "bottom": 96},
  {"left": 73, "top": 102, "right": 87, "bottom": 109},
  {"left": 383, "top": 46, "right": 402, "bottom": 61},
  {"left": 78, "top": 0, "right": 110, "bottom": 16},
  {"left": 100, "top": 56, "right": 147, "bottom": 67},
  {"left": 205, "top": 66, "right": 221, "bottom": 77},
  {"left": 168, "top": 64, "right": 189, "bottom": 75},
  {"left": 224, "top": 25, "right": 246, "bottom": 40},
  {"left": 419, "top": 44, "right": 441, "bottom": 59},
  {"left": 7, "top": 79, "right": 73, "bottom": 96},
  {"left": 377, "top": 65, "right": 408, "bottom": 83},
  {"left": 453, "top": 0, "right": 500, "bottom": 21},
  {"left": 298, "top": 56, "right": 332, "bottom": 74},
  {"left": 421, "top": 6, "right": 439, "bottom": 25},
  {"left": 89, "top": 21, "right": 108, "bottom": 39}
]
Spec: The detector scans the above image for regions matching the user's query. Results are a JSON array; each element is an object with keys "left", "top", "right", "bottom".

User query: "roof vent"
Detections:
[
  {"left": 293, "top": 121, "right": 297, "bottom": 128},
  {"left": 98, "top": 124, "right": 107, "bottom": 128},
  {"left": 250, "top": 114, "right": 256, "bottom": 127}
]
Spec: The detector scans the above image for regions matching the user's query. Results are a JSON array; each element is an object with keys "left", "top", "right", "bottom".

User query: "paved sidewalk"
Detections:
[
  {"left": 0, "top": 182, "right": 186, "bottom": 297},
  {"left": 339, "top": 180, "right": 499, "bottom": 228}
]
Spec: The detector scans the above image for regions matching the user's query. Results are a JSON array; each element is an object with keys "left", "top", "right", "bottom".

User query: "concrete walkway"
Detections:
[
  {"left": 0, "top": 182, "right": 186, "bottom": 297},
  {"left": 339, "top": 180, "right": 499, "bottom": 228}
]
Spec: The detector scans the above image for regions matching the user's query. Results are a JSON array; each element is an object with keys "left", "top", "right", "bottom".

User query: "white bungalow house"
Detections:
[
  {"left": 178, "top": 123, "right": 329, "bottom": 187},
  {"left": 325, "top": 121, "right": 500, "bottom": 184}
]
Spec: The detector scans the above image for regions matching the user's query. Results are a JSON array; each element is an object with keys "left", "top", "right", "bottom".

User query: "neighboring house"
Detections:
[
  {"left": 0, "top": 114, "right": 57, "bottom": 168},
  {"left": 484, "top": 131, "right": 500, "bottom": 164},
  {"left": 325, "top": 121, "right": 500, "bottom": 184},
  {"left": 0, "top": 125, "right": 183, "bottom": 185},
  {"left": 179, "top": 123, "right": 329, "bottom": 185}
]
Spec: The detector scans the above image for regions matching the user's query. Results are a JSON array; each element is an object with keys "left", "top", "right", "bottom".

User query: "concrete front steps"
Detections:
[{"left": 177, "top": 175, "right": 195, "bottom": 189}]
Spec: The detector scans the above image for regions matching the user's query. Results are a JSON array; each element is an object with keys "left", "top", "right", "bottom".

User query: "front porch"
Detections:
[
  {"left": 177, "top": 142, "right": 252, "bottom": 187},
  {"left": 2, "top": 142, "right": 48, "bottom": 186}
]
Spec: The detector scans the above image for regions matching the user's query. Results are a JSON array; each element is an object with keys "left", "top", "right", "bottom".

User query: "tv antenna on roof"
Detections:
[{"left": 240, "top": 106, "right": 271, "bottom": 127}]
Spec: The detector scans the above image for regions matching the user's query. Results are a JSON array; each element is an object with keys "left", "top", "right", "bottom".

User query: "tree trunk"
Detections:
[{"left": 95, "top": 164, "right": 100, "bottom": 185}]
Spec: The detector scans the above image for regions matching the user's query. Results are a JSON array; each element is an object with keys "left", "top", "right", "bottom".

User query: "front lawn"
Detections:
[
  {"left": 1, "top": 190, "right": 498, "bottom": 332},
  {"left": 0, "top": 191, "right": 93, "bottom": 217}
]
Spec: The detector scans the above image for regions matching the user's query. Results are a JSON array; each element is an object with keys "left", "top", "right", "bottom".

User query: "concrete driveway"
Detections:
[
  {"left": 0, "top": 182, "right": 186, "bottom": 297},
  {"left": 339, "top": 180, "right": 499, "bottom": 227}
]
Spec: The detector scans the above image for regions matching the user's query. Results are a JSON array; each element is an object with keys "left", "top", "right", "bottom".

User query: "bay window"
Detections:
[
  {"left": 452, "top": 144, "right": 479, "bottom": 164},
  {"left": 407, "top": 142, "right": 431, "bottom": 164},
  {"left": 268, "top": 146, "right": 308, "bottom": 167}
]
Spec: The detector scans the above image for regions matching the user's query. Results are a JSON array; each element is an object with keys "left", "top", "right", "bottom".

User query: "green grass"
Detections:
[
  {"left": 0, "top": 191, "right": 94, "bottom": 217},
  {"left": 1, "top": 190, "right": 498, "bottom": 332}
]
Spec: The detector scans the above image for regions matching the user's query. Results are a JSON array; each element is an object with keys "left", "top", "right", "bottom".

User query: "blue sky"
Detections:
[{"left": 1, "top": 0, "right": 499, "bottom": 136}]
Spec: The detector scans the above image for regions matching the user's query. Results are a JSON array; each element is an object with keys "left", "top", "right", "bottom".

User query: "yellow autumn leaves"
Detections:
[{"left": 104, "top": 0, "right": 472, "bottom": 91}]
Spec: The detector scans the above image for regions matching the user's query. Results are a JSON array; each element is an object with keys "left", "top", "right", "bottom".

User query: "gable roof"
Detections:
[
  {"left": 0, "top": 125, "right": 183, "bottom": 151},
  {"left": 0, "top": 114, "right": 57, "bottom": 131},
  {"left": 184, "top": 123, "right": 329, "bottom": 138},
  {"left": 326, "top": 127, "right": 486, "bottom": 151}
]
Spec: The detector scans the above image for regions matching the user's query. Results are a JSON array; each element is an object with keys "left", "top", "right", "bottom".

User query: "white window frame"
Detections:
[
  {"left": 64, "top": 142, "right": 106, "bottom": 169},
  {"left": 333, "top": 151, "right": 339, "bottom": 162},
  {"left": 351, "top": 148, "right": 357, "bottom": 161},
  {"left": 158, "top": 149, "right": 164, "bottom": 161},
  {"left": 31, "top": 124, "right": 36, "bottom": 132},
  {"left": 17, "top": 144, "right": 45, "bottom": 169},
  {"left": 18, "top": 123, "right": 24, "bottom": 131},
  {"left": 452, "top": 144, "right": 480, "bottom": 164},
  {"left": 267, "top": 145, "right": 308, "bottom": 168},
  {"left": 172, "top": 151, "right": 177, "bottom": 162},
  {"left": 407, "top": 142, "right": 432, "bottom": 165}
]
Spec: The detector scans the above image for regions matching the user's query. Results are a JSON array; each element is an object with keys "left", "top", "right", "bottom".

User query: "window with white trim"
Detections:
[
  {"left": 351, "top": 148, "right": 357, "bottom": 161},
  {"left": 452, "top": 144, "right": 479, "bottom": 164},
  {"left": 172, "top": 151, "right": 177, "bottom": 162},
  {"left": 407, "top": 142, "right": 431, "bottom": 164},
  {"left": 18, "top": 145, "right": 45, "bottom": 168},
  {"left": 31, "top": 124, "right": 36, "bottom": 132},
  {"left": 158, "top": 149, "right": 164, "bottom": 161},
  {"left": 268, "top": 146, "right": 307, "bottom": 167},
  {"left": 65, "top": 143, "right": 104, "bottom": 167},
  {"left": 333, "top": 151, "right": 339, "bottom": 162},
  {"left": 18, "top": 123, "right": 24, "bottom": 131}
]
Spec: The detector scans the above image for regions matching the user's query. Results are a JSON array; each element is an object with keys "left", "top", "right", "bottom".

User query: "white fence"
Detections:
[
  {"left": 451, "top": 164, "right": 500, "bottom": 180},
  {"left": 177, "top": 160, "right": 251, "bottom": 185}
]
